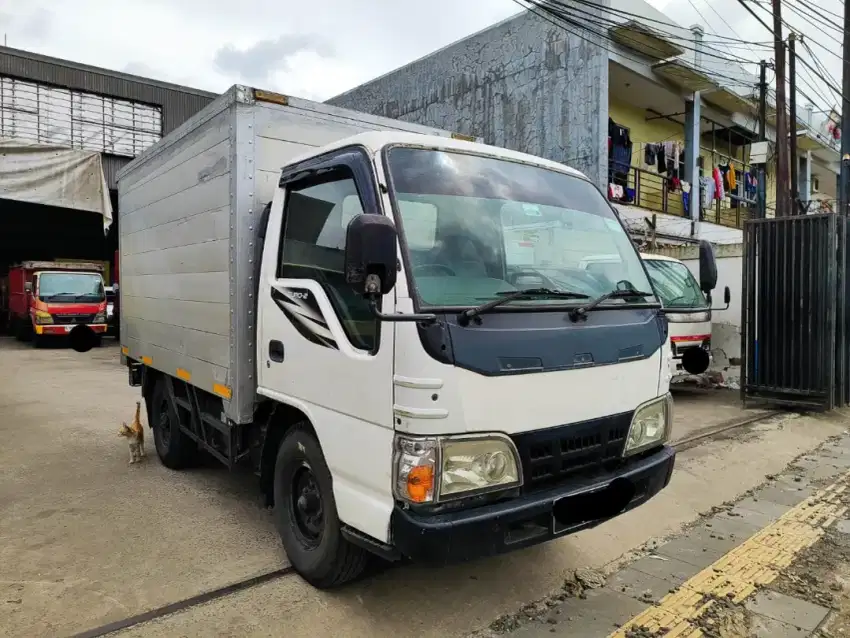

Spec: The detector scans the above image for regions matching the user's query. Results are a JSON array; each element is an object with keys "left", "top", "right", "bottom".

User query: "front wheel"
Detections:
[
  {"left": 273, "top": 424, "right": 369, "bottom": 588},
  {"left": 149, "top": 379, "right": 197, "bottom": 469}
]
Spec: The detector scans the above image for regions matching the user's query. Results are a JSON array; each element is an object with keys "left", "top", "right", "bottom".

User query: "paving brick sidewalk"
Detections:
[{"left": 475, "top": 431, "right": 850, "bottom": 638}]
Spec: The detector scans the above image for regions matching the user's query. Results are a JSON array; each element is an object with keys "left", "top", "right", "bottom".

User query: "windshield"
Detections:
[
  {"left": 37, "top": 272, "right": 105, "bottom": 302},
  {"left": 385, "top": 148, "right": 655, "bottom": 309},
  {"left": 643, "top": 259, "right": 706, "bottom": 309}
]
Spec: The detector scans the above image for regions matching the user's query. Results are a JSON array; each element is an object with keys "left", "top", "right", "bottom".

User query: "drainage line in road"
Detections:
[
  {"left": 671, "top": 412, "right": 784, "bottom": 452},
  {"left": 67, "top": 565, "right": 296, "bottom": 638}
]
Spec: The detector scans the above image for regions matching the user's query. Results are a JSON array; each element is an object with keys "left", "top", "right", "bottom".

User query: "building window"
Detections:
[{"left": 0, "top": 76, "right": 162, "bottom": 158}]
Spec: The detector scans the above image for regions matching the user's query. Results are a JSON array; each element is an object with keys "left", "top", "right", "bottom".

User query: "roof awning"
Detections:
[
  {"left": 609, "top": 21, "right": 685, "bottom": 60},
  {"left": 652, "top": 59, "right": 719, "bottom": 93},
  {"left": 703, "top": 87, "right": 757, "bottom": 115},
  {"left": 0, "top": 137, "right": 113, "bottom": 232}
]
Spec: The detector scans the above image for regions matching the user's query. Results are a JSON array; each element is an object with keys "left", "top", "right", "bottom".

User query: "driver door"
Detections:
[{"left": 257, "top": 148, "right": 395, "bottom": 432}]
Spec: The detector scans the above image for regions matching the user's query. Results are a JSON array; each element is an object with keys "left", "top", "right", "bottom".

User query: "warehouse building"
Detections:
[{"left": 0, "top": 45, "right": 217, "bottom": 284}]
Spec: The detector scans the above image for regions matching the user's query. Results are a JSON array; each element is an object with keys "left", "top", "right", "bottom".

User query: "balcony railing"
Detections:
[{"left": 608, "top": 165, "right": 758, "bottom": 230}]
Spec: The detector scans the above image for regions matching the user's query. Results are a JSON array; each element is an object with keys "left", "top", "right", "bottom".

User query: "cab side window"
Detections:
[{"left": 278, "top": 168, "right": 379, "bottom": 352}]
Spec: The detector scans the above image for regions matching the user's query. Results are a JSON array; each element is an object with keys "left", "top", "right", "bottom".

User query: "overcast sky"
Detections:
[{"left": 0, "top": 0, "right": 843, "bottom": 116}]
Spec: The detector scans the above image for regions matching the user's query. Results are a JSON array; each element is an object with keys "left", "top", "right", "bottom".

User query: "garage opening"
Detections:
[{"left": 0, "top": 140, "right": 116, "bottom": 340}]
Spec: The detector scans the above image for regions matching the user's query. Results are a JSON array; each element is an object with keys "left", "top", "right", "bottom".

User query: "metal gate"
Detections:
[{"left": 741, "top": 213, "right": 850, "bottom": 410}]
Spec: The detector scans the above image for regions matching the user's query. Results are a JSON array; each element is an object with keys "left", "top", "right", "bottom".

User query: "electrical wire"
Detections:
[
  {"left": 519, "top": 0, "right": 763, "bottom": 85},
  {"left": 694, "top": 0, "right": 765, "bottom": 63}
]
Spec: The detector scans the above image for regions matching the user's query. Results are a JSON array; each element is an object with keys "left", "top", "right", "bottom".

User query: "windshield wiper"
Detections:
[
  {"left": 458, "top": 287, "right": 589, "bottom": 326},
  {"left": 569, "top": 287, "right": 654, "bottom": 321}
]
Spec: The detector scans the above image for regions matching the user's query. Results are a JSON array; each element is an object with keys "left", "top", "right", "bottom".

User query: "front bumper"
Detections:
[
  {"left": 390, "top": 445, "right": 675, "bottom": 565},
  {"left": 35, "top": 324, "right": 108, "bottom": 336}
]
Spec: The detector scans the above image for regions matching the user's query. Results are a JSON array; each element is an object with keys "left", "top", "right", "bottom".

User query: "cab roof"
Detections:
[{"left": 284, "top": 131, "right": 589, "bottom": 181}]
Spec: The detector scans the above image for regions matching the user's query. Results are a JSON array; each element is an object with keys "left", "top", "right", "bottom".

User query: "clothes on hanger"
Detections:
[
  {"left": 608, "top": 118, "right": 632, "bottom": 189},
  {"left": 728, "top": 162, "right": 737, "bottom": 190},
  {"left": 644, "top": 143, "right": 658, "bottom": 167},
  {"left": 712, "top": 166, "right": 725, "bottom": 200},
  {"left": 682, "top": 181, "right": 692, "bottom": 217},
  {"left": 700, "top": 176, "right": 715, "bottom": 209}
]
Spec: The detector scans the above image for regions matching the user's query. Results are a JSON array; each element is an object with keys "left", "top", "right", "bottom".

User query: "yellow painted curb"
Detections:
[{"left": 608, "top": 472, "right": 850, "bottom": 637}]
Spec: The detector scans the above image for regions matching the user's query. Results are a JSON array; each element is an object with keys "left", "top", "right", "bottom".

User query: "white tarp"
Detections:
[{"left": 0, "top": 137, "right": 113, "bottom": 231}]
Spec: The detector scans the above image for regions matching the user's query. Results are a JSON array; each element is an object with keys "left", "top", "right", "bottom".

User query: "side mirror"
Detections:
[
  {"left": 24, "top": 282, "right": 33, "bottom": 293},
  {"left": 724, "top": 286, "right": 731, "bottom": 305},
  {"left": 698, "top": 240, "right": 718, "bottom": 294},
  {"left": 344, "top": 214, "right": 398, "bottom": 297}
]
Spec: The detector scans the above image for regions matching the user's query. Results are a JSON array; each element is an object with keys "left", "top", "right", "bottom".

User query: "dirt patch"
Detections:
[{"left": 469, "top": 569, "right": 606, "bottom": 637}]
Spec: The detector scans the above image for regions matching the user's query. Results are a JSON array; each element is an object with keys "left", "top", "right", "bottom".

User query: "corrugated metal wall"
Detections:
[{"left": 0, "top": 46, "right": 216, "bottom": 136}]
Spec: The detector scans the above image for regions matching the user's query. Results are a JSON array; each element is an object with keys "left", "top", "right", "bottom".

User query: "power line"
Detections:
[{"left": 521, "top": 0, "right": 763, "bottom": 81}]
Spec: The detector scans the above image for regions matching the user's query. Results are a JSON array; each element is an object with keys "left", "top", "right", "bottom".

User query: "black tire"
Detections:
[
  {"left": 15, "top": 319, "right": 31, "bottom": 342},
  {"left": 32, "top": 335, "right": 45, "bottom": 349},
  {"left": 273, "top": 424, "right": 369, "bottom": 588},
  {"left": 150, "top": 379, "right": 197, "bottom": 470}
]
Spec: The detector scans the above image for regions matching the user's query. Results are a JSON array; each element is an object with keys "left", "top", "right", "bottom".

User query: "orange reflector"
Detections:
[
  {"left": 213, "top": 383, "right": 232, "bottom": 400},
  {"left": 406, "top": 465, "right": 435, "bottom": 503},
  {"left": 121, "top": 346, "right": 129, "bottom": 356},
  {"left": 141, "top": 356, "right": 152, "bottom": 365},
  {"left": 176, "top": 368, "right": 191, "bottom": 381},
  {"left": 254, "top": 89, "right": 289, "bottom": 106}
]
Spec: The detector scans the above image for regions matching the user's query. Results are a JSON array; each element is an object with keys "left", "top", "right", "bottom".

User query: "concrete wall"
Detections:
[{"left": 327, "top": 7, "right": 610, "bottom": 187}]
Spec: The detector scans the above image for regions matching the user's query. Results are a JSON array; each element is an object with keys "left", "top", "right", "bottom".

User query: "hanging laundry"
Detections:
[
  {"left": 682, "top": 181, "right": 692, "bottom": 218},
  {"left": 657, "top": 146, "right": 667, "bottom": 173},
  {"left": 644, "top": 143, "right": 657, "bottom": 168},
  {"left": 713, "top": 166, "right": 725, "bottom": 200},
  {"left": 728, "top": 161, "right": 737, "bottom": 190},
  {"left": 608, "top": 118, "right": 632, "bottom": 188},
  {"left": 670, "top": 176, "right": 681, "bottom": 192},
  {"left": 700, "top": 176, "right": 715, "bottom": 208}
]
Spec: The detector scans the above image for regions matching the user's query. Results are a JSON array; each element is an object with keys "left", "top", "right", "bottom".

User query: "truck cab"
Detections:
[
  {"left": 254, "top": 133, "right": 680, "bottom": 579},
  {"left": 8, "top": 261, "right": 107, "bottom": 347}
]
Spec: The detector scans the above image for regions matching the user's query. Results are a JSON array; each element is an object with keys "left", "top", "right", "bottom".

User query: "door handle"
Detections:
[{"left": 269, "top": 340, "right": 285, "bottom": 363}]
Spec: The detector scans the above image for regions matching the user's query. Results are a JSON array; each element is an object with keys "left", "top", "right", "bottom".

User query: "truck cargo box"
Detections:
[{"left": 117, "top": 85, "right": 468, "bottom": 424}]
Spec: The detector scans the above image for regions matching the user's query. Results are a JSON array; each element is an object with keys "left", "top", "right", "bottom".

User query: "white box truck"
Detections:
[{"left": 114, "top": 85, "right": 708, "bottom": 588}]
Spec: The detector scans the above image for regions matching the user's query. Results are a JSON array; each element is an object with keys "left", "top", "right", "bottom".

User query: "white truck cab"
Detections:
[
  {"left": 582, "top": 250, "right": 730, "bottom": 382},
  {"left": 114, "top": 86, "right": 714, "bottom": 588}
]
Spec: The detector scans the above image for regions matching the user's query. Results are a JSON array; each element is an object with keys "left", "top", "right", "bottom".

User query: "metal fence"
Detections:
[
  {"left": 608, "top": 165, "right": 757, "bottom": 230},
  {"left": 741, "top": 213, "right": 850, "bottom": 410}
]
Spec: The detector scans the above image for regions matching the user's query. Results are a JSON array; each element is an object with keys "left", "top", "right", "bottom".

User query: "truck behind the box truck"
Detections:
[
  {"left": 116, "top": 85, "right": 724, "bottom": 589},
  {"left": 6, "top": 261, "right": 107, "bottom": 347}
]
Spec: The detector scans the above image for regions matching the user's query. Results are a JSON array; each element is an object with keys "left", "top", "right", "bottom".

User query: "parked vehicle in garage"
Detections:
[
  {"left": 6, "top": 261, "right": 108, "bottom": 347},
  {"left": 114, "top": 85, "right": 696, "bottom": 589}
]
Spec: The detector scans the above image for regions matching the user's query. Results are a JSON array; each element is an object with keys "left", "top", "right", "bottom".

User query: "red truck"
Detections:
[{"left": 4, "top": 261, "right": 108, "bottom": 348}]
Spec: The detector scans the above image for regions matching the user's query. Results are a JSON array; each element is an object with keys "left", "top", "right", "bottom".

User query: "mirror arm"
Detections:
[
  {"left": 368, "top": 299, "right": 437, "bottom": 324},
  {"left": 709, "top": 301, "right": 731, "bottom": 312}
]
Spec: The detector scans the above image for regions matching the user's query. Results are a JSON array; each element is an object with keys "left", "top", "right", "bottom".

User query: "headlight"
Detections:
[
  {"left": 393, "top": 434, "right": 522, "bottom": 504},
  {"left": 665, "top": 311, "right": 710, "bottom": 323},
  {"left": 34, "top": 310, "right": 53, "bottom": 325},
  {"left": 624, "top": 394, "right": 673, "bottom": 456},
  {"left": 94, "top": 312, "right": 106, "bottom": 323}
]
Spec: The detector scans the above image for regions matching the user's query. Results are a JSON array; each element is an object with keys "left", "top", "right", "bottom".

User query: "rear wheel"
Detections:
[
  {"left": 273, "top": 424, "right": 369, "bottom": 588},
  {"left": 150, "top": 379, "right": 197, "bottom": 469},
  {"left": 16, "top": 320, "right": 32, "bottom": 342}
]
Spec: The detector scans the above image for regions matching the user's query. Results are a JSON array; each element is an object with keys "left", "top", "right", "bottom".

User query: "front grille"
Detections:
[
  {"left": 512, "top": 411, "right": 632, "bottom": 493},
  {"left": 52, "top": 314, "right": 96, "bottom": 325}
]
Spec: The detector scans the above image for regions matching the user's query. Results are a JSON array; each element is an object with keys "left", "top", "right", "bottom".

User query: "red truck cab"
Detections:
[{"left": 7, "top": 261, "right": 108, "bottom": 347}]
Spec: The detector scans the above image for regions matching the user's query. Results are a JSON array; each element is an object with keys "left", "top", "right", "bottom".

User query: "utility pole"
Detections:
[
  {"left": 841, "top": 0, "right": 850, "bottom": 216},
  {"left": 773, "top": 0, "right": 789, "bottom": 217},
  {"left": 758, "top": 60, "right": 769, "bottom": 219},
  {"left": 789, "top": 32, "right": 799, "bottom": 214}
]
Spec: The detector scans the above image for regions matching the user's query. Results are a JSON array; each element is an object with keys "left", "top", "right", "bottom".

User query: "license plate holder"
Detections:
[{"left": 551, "top": 479, "right": 636, "bottom": 534}]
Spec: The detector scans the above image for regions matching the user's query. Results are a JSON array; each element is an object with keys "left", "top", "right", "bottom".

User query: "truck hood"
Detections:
[{"left": 36, "top": 300, "right": 105, "bottom": 314}]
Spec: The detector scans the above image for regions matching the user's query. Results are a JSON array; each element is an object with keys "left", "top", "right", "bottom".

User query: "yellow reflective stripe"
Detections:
[{"left": 212, "top": 383, "right": 232, "bottom": 400}]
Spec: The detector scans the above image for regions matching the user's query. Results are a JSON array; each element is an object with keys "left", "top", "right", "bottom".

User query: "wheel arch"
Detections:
[{"left": 259, "top": 400, "right": 317, "bottom": 507}]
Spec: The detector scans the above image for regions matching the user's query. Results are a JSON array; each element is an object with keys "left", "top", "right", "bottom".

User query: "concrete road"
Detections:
[{"left": 0, "top": 337, "right": 845, "bottom": 638}]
